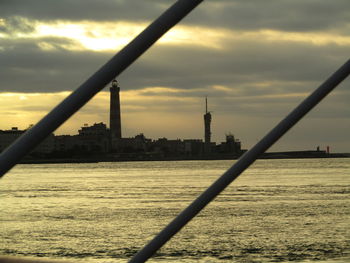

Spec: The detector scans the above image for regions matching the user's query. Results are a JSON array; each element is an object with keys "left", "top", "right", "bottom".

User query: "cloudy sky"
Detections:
[{"left": 1, "top": 0, "right": 349, "bottom": 152}]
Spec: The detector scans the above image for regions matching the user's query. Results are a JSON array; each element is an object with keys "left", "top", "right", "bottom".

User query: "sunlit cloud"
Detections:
[
  {"left": 212, "top": 85, "right": 232, "bottom": 92},
  {"left": 30, "top": 21, "right": 229, "bottom": 51},
  {"left": 2, "top": 16, "right": 350, "bottom": 53},
  {"left": 256, "top": 29, "right": 350, "bottom": 46},
  {"left": 35, "top": 21, "right": 139, "bottom": 51}
]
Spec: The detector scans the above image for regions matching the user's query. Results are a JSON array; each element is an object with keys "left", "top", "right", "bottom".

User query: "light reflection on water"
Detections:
[{"left": 0, "top": 158, "right": 349, "bottom": 263}]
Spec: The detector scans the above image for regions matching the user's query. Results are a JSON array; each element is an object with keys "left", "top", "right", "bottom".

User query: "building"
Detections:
[
  {"left": 113, "top": 133, "right": 152, "bottom": 153},
  {"left": 0, "top": 127, "right": 55, "bottom": 156},
  {"left": 53, "top": 123, "right": 110, "bottom": 155},
  {"left": 76, "top": 122, "right": 110, "bottom": 153},
  {"left": 0, "top": 127, "right": 23, "bottom": 153},
  {"left": 218, "top": 133, "right": 242, "bottom": 155},
  {"left": 153, "top": 138, "right": 185, "bottom": 157},
  {"left": 184, "top": 139, "right": 204, "bottom": 156}
]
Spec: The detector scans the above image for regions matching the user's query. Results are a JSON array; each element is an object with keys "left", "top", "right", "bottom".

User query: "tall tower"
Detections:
[
  {"left": 110, "top": 79, "right": 122, "bottom": 139},
  {"left": 204, "top": 97, "right": 211, "bottom": 144}
]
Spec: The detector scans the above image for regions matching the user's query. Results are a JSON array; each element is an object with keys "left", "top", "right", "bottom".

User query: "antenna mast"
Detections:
[{"left": 205, "top": 96, "right": 208, "bottom": 113}]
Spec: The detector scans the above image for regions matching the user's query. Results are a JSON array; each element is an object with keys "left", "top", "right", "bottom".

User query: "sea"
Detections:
[{"left": 0, "top": 158, "right": 349, "bottom": 263}]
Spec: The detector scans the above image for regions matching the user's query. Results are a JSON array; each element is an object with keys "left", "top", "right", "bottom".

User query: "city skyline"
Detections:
[
  {"left": 0, "top": 82, "right": 244, "bottom": 159},
  {"left": 1, "top": 1, "right": 349, "bottom": 152}
]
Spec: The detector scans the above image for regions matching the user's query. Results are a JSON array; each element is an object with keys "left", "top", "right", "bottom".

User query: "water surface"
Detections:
[{"left": 1, "top": 159, "right": 349, "bottom": 262}]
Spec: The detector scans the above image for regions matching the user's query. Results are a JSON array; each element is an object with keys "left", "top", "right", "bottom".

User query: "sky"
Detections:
[{"left": 0, "top": 0, "right": 349, "bottom": 152}]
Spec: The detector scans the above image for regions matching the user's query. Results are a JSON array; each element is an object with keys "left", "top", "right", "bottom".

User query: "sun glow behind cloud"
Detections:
[
  {"left": 31, "top": 21, "right": 230, "bottom": 51},
  {"left": 3, "top": 18, "right": 350, "bottom": 53},
  {"left": 35, "top": 21, "right": 142, "bottom": 51},
  {"left": 2, "top": 15, "right": 350, "bottom": 53}
]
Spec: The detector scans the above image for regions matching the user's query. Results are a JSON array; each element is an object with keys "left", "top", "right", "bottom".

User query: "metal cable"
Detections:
[
  {"left": 129, "top": 59, "right": 350, "bottom": 262},
  {"left": 0, "top": 0, "right": 204, "bottom": 177}
]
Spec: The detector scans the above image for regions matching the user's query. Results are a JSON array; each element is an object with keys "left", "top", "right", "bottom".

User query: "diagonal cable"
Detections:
[
  {"left": 0, "top": 0, "right": 204, "bottom": 177},
  {"left": 128, "top": 59, "right": 350, "bottom": 263}
]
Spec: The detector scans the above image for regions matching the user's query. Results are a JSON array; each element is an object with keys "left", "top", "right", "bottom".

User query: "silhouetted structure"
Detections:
[
  {"left": 203, "top": 97, "right": 212, "bottom": 154},
  {"left": 77, "top": 122, "right": 110, "bottom": 153},
  {"left": 0, "top": 82, "right": 247, "bottom": 160},
  {"left": 218, "top": 133, "right": 241, "bottom": 154},
  {"left": 0, "top": 127, "right": 54, "bottom": 156},
  {"left": 110, "top": 80, "right": 122, "bottom": 140}
]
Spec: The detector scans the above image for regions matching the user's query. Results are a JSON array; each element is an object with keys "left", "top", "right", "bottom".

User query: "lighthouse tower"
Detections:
[
  {"left": 203, "top": 97, "right": 212, "bottom": 153},
  {"left": 110, "top": 79, "right": 122, "bottom": 140}
]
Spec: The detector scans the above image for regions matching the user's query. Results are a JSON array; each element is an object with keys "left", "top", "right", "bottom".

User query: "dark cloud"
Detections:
[
  {"left": 0, "top": 0, "right": 168, "bottom": 22},
  {"left": 0, "top": 16, "right": 35, "bottom": 35},
  {"left": 194, "top": 0, "right": 350, "bottom": 32},
  {"left": 1, "top": 0, "right": 349, "bottom": 32},
  {"left": 119, "top": 40, "right": 348, "bottom": 94},
  {"left": 1, "top": 1, "right": 348, "bottom": 94},
  {"left": 0, "top": 34, "right": 348, "bottom": 96},
  {"left": 0, "top": 38, "right": 109, "bottom": 92}
]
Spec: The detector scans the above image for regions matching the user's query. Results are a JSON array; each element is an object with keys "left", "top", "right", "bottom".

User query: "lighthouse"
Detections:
[
  {"left": 110, "top": 79, "right": 122, "bottom": 140},
  {"left": 204, "top": 97, "right": 212, "bottom": 153}
]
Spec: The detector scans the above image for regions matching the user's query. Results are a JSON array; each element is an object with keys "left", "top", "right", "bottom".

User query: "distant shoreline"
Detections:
[{"left": 19, "top": 151, "right": 350, "bottom": 164}]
